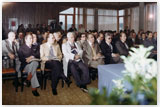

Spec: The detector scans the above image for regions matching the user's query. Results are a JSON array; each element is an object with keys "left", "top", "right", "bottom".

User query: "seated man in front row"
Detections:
[
  {"left": 2, "top": 31, "right": 21, "bottom": 83},
  {"left": 115, "top": 32, "right": 129, "bottom": 57},
  {"left": 18, "top": 34, "right": 40, "bottom": 96},
  {"left": 100, "top": 32, "right": 121, "bottom": 64},
  {"left": 40, "top": 33, "right": 71, "bottom": 95},
  {"left": 82, "top": 33, "right": 104, "bottom": 69},
  {"left": 62, "top": 32, "right": 91, "bottom": 93}
]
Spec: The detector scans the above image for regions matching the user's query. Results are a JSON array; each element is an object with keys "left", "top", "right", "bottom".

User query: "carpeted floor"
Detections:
[{"left": 2, "top": 78, "right": 98, "bottom": 105}]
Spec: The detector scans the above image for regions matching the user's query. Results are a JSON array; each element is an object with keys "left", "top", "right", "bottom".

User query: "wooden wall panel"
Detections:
[{"left": 2, "top": 3, "right": 60, "bottom": 33}]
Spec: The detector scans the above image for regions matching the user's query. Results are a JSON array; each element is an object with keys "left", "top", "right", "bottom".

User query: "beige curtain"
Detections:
[
  {"left": 130, "top": 7, "right": 139, "bottom": 33},
  {"left": 98, "top": 9, "right": 117, "bottom": 31},
  {"left": 144, "top": 4, "right": 157, "bottom": 32},
  {"left": 87, "top": 9, "right": 94, "bottom": 30}
]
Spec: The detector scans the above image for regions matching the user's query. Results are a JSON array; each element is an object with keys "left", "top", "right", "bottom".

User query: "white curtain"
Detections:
[
  {"left": 87, "top": 16, "right": 94, "bottom": 30},
  {"left": 130, "top": 7, "right": 139, "bottom": 33},
  {"left": 98, "top": 9, "right": 117, "bottom": 31},
  {"left": 144, "top": 4, "right": 157, "bottom": 32},
  {"left": 87, "top": 9, "right": 94, "bottom": 30},
  {"left": 98, "top": 16, "right": 117, "bottom": 31}
]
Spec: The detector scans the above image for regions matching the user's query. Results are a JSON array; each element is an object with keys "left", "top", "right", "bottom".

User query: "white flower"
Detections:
[
  {"left": 121, "top": 45, "right": 157, "bottom": 81},
  {"left": 112, "top": 79, "right": 124, "bottom": 90}
]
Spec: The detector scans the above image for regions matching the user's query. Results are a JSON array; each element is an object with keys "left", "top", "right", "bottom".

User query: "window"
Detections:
[
  {"left": 67, "top": 16, "right": 73, "bottom": 30},
  {"left": 60, "top": 8, "right": 74, "bottom": 14},
  {"left": 59, "top": 15, "right": 65, "bottom": 30},
  {"left": 119, "top": 17, "right": 124, "bottom": 30},
  {"left": 98, "top": 9, "right": 117, "bottom": 16},
  {"left": 144, "top": 4, "right": 157, "bottom": 32},
  {"left": 87, "top": 9, "right": 94, "bottom": 15},
  {"left": 87, "top": 9, "right": 94, "bottom": 30},
  {"left": 87, "top": 16, "right": 94, "bottom": 30},
  {"left": 59, "top": 7, "right": 75, "bottom": 31},
  {"left": 75, "top": 8, "right": 83, "bottom": 29},
  {"left": 119, "top": 10, "right": 124, "bottom": 16},
  {"left": 98, "top": 9, "right": 117, "bottom": 31},
  {"left": 130, "top": 7, "right": 139, "bottom": 33}
]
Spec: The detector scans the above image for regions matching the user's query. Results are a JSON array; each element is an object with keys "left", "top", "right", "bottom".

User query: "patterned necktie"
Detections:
[
  {"left": 91, "top": 44, "right": 96, "bottom": 57},
  {"left": 12, "top": 42, "right": 16, "bottom": 54},
  {"left": 49, "top": 45, "right": 55, "bottom": 57},
  {"left": 71, "top": 44, "right": 78, "bottom": 55},
  {"left": 109, "top": 44, "right": 113, "bottom": 53}
]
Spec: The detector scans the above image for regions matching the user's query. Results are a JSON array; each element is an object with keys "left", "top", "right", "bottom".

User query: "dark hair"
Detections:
[
  {"left": 25, "top": 34, "right": 32, "bottom": 41},
  {"left": 120, "top": 32, "right": 126, "bottom": 38},
  {"left": 98, "top": 32, "right": 104, "bottom": 37},
  {"left": 80, "top": 33, "right": 86, "bottom": 38}
]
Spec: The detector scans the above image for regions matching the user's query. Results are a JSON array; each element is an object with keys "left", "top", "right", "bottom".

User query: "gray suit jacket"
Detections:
[
  {"left": 82, "top": 41, "right": 104, "bottom": 67},
  {"left": 2, "top": 39, "right": 19, "bottom": 57},
  {"left": 2, "top": 39, "right": 20, "bottom": 69}
]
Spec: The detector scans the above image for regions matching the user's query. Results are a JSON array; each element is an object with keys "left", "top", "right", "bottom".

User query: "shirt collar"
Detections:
[
  {"left": 68, "top": 41, "right": 75, "bottom": 46},
  {"left": 8, "top": 39, "right": 13, "bottom": 45},
  {"left": 88, "top": 40, "right": 93, "bottom": 47},
  {"left": 26, "top": 43, "right": 32, "bottom": 48},
  {"left": 47, "top": 42, "right": 52, "bottom": 47},
  {"left": 33, "top": 42, "right": 37, "bottom": 45}
]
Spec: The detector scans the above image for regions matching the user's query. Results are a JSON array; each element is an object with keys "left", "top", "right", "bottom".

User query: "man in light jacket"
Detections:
[{"left": 62, "top": 32, "right": 91, "bottom": 93}]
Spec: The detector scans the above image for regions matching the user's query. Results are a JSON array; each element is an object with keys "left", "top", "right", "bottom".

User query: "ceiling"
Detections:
[{"left": 3, "top": 2, "right": 156, "bottom": 10}]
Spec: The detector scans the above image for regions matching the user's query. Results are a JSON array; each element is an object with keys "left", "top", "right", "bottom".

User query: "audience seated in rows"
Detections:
[{"left": 2, "top": 23, "right": 157, "bottom": 97}]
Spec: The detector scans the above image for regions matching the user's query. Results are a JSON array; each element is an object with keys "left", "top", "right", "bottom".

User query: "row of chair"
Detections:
[{"left": 2, "top": 65, "right": 98, "bottom": 92}]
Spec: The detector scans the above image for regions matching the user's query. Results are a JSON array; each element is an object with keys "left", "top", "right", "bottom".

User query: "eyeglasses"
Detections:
[{"left": 107, "top": 38, "right": 112, "bottom": 40}]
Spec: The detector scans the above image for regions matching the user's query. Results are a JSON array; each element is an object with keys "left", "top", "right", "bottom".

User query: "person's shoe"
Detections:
[
  {"left": 24, "top": 80, "right": 31, "bottom": 87},
  {"left": 65, "top": 79, "right": 72, "bottom": 87},
  {"left": 12, "top": 80, "right": 21, "bottom": 87},
  {"left": 32, "top": 90, "right": 40, "bottom": 96},
  {"left": 62, "top": 80, "right": 64, "bottom": 88},
  {"left": 80, "top": 85, "right": 89, "bottom": 93},
  {"left": 52, "top": 89, "right": 57, "bottom": 95}
]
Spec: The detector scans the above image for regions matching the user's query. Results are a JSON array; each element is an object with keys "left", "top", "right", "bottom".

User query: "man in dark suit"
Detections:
[
  {"left": 100, "top": 32, "right": 120, "bottom": 64},
  {"left": 115, "top": 32, "right": 129, "bottom": 57},
  {"left": 68, "top": 24, "right": 77, "bottom": 32},
  {"left": 32, "top": 34, "right": 40, "bottom": 59},
  {"left": 18, "top": 34, "right": 40, "bottom": 96},
  {"left": 143, "top": 32, "right": 157, "bottom": 60},
  {"left": 127, "top": 32, "right": 140, "bottom": 48},
  {"left": 96, "top": 32, "right": 104, "bottom": 45}
]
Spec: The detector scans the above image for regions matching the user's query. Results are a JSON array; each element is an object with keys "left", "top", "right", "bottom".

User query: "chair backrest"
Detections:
[{"left": 2, "top": 68, "right": 15, "bottom": 74}]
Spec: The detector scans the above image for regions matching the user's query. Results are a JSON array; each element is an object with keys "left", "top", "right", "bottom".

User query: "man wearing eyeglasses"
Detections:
[
  {"left": 100, "top": 32, "right": 120, "bottom": 64},
  {"left": 76, "top": 33, "right": 87, "bottom": 49}
]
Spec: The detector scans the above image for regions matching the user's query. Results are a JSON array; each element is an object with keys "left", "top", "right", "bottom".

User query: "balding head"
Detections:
[{"left": 8, "top": 31, "right": 16, "bottom": 42}]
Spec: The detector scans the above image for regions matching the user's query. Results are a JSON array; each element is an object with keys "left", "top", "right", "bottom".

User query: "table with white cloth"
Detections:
[
  {"left": 98, "top": 63, "right": 147, "bottom": 104},
  {"left": 98, "top": 63, "right": 131, "bottom": 95}
]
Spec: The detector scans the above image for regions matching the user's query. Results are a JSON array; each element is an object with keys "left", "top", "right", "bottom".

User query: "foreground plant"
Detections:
[{"left": 89, "top": 45, "right": 157, "bottom": 105}]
